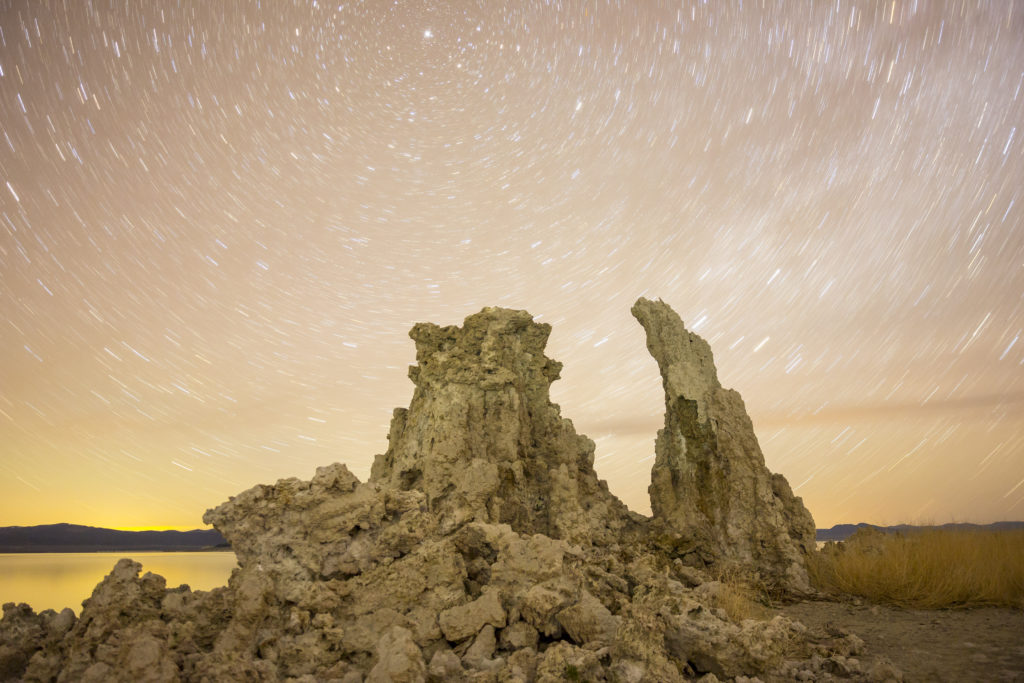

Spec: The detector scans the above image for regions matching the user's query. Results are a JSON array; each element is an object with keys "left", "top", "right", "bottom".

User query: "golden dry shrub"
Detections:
[
  {"left": 809, "top": 527, "right": 1024, "bottom": 609},
  {"left": 705, "top": 564, "right": 773, "bottom": 622}
]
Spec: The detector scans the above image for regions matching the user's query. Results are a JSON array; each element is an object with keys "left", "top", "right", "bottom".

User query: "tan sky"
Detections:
[{"left": 1, "top": 1, "right": 1022, "bottom": 530}]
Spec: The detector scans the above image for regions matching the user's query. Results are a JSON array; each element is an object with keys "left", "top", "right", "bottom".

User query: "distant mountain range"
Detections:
[
  {"left": 4, "top": 521, "right": 1021, "bottom": 552},
  {"left": 0, "top": 523, "right": 228, "bottom": 553},
  {"left": 816, "top": 521, "right": 1024, "bottom": 542}
]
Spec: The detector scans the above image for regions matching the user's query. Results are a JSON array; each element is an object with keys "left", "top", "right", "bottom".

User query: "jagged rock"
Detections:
[
  {"left": 195, "top": 465, "right": 469, "bottom": 678},
  {"left": 505, "top": 647, "right": 539, "bottom": 681},
  {"left": 664, "top": 613, "right": 798, "bottom": 679},
  {"left": 0, "top": 302, "right": 900, "bottom": 682},
  {"left": 0, "top": 603, "right": 75, "bottom": 680},
  {"left": 427, "top": 648, "right": 464, "bottom": 680},
  {"left": 203, "top": 462, "right": 433, "bottom": 581},
  {"left": 369, "top": 307, "right": 643, "bottom": 545},
  {"left": 519, "top": 580, "right": 575, "bottom": 638},
  {"left": 556, "top": 589, "right": 618, "bottom": 647},
  {"left": 534, "top": 641, "right": 606, "bottom": 681},
  {"left": 461, "top": 624, "right": 503, "bottom": 671},
  {"left": 608, "top": 658, "right": 646, "bottom": 683},
  {"left": 367, "top": 625, "right": 427, "bottom": 682},
  {"left": 438, "top": 590, "right": 505, "bottom": 642},
  {"left": 498, "top": 620, "right": 539, "bottom": 651},
  {"left": 631, "top": 297, "right": 817, "bottom": 592},
  {"left": 17, "top": 559, "right": 207, "bottom": 683}
]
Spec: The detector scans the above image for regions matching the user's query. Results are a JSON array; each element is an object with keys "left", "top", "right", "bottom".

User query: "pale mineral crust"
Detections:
[
  {"left": 631, "top": 297, "right": 817, "bottom": 593},
  {"left": 0, "top": 302, "right": 896, "bottom": 682}
]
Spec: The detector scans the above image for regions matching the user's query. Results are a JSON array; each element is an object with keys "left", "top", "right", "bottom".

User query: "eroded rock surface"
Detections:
[
  {"left": 632, "top": 297, "right": 817, "bottom": 593},
  {"left": 1, "top": 301, "right": 892, "bottom": 682},
  {"left": 370, "top": 307, "right": 643, "bottom": 545}
]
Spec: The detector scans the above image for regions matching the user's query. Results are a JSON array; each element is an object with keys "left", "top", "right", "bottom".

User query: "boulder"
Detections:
[
  {"left": 367, "top": 625, "right": 427, "bottom": 682},
  {"left": 438, "top": 590, "right": 506, "bottom": 642},
  {"left": 556, "top": 589, "right": 618, "bottom": 647},
  {"left": 427, "top": 648, "right": 464, "bottom": 680},
  {"left": 461, "top": 624, "right": 503, "bottom": 672},
  {"left": 499, "top": 620, "right": 539, "bottom": 652}
]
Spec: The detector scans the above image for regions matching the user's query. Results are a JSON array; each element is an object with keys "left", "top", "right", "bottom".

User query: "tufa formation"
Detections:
[
  {"left": 368, "top": 308, "right": 642, "bottom": 545},
  {"left": 631, "top": 298, "right": 817, "bottom": 592},
  {"left": 0, "top": 299, "right": 900, "bottom": 682}
]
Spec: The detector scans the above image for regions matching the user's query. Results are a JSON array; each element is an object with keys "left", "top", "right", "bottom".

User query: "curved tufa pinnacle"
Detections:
[{"left": 632, "top": 297, "right": 816, "bottom": 593}]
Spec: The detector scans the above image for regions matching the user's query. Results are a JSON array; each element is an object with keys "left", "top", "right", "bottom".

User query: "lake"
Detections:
[{"left": 0, "top": 551, "right": 238, "bottom": 615}]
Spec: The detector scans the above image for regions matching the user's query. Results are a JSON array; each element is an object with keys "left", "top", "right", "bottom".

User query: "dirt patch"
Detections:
[{"left": 778, "top": 600, "right": 1024, "bottom": 682}]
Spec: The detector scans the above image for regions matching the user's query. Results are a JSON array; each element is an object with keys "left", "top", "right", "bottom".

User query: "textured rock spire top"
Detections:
[
  {"left": 371, "top": 306, "right": 636, "bottom": 543},
  {"left": 406, "top": 307, "right": 562, "bottom": 395},
  {"left": 631, "top": 297, "right": 720, "bottom": 423}
]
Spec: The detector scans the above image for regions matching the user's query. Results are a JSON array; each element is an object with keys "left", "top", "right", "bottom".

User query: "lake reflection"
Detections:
[{"left": 0, "top": 551, "right": 238, "bottom": 615}]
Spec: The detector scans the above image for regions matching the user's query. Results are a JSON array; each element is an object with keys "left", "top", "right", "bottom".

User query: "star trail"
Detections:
[{"left": 1, "top": 1, "right": 1022, "bottom": 529}]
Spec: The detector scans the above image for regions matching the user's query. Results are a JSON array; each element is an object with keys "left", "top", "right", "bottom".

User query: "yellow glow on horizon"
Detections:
[{"left": 111, "top": 525, "right": 208, "bottom": 532}]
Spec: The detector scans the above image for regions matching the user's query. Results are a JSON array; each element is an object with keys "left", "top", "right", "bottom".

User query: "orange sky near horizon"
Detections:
[{"left": 2, "top": 1, "right": 1022, "bottom": 532}]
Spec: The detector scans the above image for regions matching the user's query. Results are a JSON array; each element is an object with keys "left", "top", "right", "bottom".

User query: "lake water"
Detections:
[{"left": 0, "top": 551, "right": 238, "bottom": 615}]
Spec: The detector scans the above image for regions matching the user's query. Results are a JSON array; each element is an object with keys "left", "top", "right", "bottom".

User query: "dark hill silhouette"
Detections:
[
  {"left": 0, "top": 523, "right": 228, "bottom": 552},
  {"left": 816, "top": 521, "right": 1024, "bottom": 542}
]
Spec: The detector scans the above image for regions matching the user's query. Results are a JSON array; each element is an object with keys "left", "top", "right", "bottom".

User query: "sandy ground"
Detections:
[{"left": 777, "top": 600, "right": 1024, "bottom": 682}]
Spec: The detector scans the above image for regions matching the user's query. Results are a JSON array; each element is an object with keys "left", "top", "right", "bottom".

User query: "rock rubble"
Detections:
[{"left": 1, "top": 300, "right": 900, "bottom": 682}]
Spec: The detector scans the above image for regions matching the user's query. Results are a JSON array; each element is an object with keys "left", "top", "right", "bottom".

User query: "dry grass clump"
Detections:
[
  {"left": 808, "top": 527, "right": 1024, "bottom": 609},
  {"left": 705, "top": 565, "right": 772, "bottom": 622}
]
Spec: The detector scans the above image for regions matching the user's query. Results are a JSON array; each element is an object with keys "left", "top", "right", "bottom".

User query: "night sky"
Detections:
[{"left": 2, "top": 1, "right": 1022, "bottom": 531}]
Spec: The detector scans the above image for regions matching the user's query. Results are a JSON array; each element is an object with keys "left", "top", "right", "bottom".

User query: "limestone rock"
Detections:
[
  {"left": 202, "top": 462, "right": 432, "bottom": 581},
  {"left": 0, "top": 603, "right": 75, "bottom": 680},
  {"left": 19, "top": 559, "right": 207, "bottom": 683},
  {"left": 369, "top": 307, "right": 642, "bottom": 545},
  {"left": 427, "top": 648, "right": 464, "bottom": 680},
  {"left": 462, "top": 624, "right": 503, "bottom": 672},
  {"left": 664, "top": 613, "right": 798, "bottom": 679},
  {"left": 631, "top": 297, "right": 817, "bottom": 592},
  {"left": 499, "top": 620, "right": 539, "bottom": 651},
  {"left": 534, "top": 641, "right": 605, "bottom": 682},
  {"left": 367, "top": 625, "right": 427, "bottom": 682},
  {"left": 556, "top": 589, "right": 618, "bottom": 647},
  {"left": 196, "top": 463, "right": 468, "bottom": 677},
  {"left": 438, "top": 590, "right": 506, "bottom": 642},
  {"left": 0, "top": 302, "right": 897, "bottom": 682}
]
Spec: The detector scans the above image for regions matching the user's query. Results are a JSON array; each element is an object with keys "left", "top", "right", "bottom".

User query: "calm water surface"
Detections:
[{"left": 0, "top": 551, "right": 238, "bottom": 614}]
